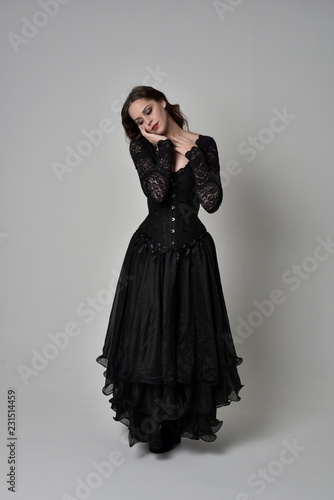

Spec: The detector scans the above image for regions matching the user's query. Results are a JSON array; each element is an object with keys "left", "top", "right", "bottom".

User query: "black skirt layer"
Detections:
[{"left": 96, "top": 230, "right": 243, "bottom": 447}]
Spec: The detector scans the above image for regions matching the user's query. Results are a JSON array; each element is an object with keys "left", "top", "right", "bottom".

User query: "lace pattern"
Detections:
[
  {"left": 129, "top": 138, "right": 174, "bottom": 203},
  {"left": 129, "top": 134, "right": 223, "bottom": 249},
  {"left": 185, "top": 137, "right": 223, "bottom": 213},
  {"left": 130, "top": 134, "right": 223, "bottom": 213}
]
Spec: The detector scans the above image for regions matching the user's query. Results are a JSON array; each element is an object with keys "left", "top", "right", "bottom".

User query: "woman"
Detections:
[{"left": 96, "top": 85, "right": 243, "bottom": 454}]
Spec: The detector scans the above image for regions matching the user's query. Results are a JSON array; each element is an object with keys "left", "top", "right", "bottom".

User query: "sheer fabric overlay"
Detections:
[{"left": 96, "top": 134, "right": 243, "bottom": 447}]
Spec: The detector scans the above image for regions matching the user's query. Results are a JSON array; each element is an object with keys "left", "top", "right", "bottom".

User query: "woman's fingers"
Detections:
[
  {"left": 169, "top": 135, "right": 197, "bottom": 156},
  {"left": 138, "top": 124, "right": 168, "bottom": 147}
]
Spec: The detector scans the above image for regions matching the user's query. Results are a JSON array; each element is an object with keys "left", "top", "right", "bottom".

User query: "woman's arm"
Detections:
[
  {"left": 129, "top": 138, "right": 174, "bottom": 203},
  {"left": 185, "top": 137, "right": 223, "bottom": 213}
]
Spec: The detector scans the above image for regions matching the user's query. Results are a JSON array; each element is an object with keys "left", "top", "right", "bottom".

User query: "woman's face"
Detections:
[{"left": 128, "top": 98, "right": 167, "bottom": 135}]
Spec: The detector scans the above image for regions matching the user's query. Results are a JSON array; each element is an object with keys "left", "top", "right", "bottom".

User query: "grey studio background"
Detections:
[{"left": 1, "top": 0, "right": 333, "bottom": 499}]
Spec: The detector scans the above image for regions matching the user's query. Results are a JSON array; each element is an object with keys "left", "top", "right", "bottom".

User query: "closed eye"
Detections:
[{"left": 137, "top": 107, "right": 152, "bottom": 125}]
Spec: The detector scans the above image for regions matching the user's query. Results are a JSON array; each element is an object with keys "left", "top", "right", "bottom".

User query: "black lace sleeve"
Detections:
[
  {"left": 129, "top": 138, "right": 174, "bottom": 203},
  {"left": 185, "top": 136, "right": 223, "bottom": 213}
]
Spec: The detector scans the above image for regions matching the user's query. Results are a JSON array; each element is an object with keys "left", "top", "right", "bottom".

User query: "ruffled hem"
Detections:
[
  {"left": 96, "top": 228, "right": 243, "bottom": 446},
  {"left": 96, "top": 355, "right": 243, "bottom": 446}
]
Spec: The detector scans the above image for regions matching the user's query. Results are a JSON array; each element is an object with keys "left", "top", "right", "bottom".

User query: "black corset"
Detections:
[
  {"left": 138, "top": 164, "right": 207, "bottom": 250},
  {"left": 129, "top": 134, "right": 223, "bottom": 250}
]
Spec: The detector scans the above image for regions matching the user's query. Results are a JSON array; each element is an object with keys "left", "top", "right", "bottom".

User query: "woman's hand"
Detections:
[
  {"left": 169, "top": 135, "right": 198, "bottom": 156},
  {"left": 138, "top": 124, "right": 168, "bottom": 147}
]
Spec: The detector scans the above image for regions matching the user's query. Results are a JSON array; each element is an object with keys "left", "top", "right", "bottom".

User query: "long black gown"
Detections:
[{"left": 96, "top": 134, "right": 243, "bottom": 447}]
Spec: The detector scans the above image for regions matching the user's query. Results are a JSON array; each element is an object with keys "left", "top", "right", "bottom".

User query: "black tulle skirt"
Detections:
[{"left": 96, "top": 230, "right": 243, "bottom": 447}]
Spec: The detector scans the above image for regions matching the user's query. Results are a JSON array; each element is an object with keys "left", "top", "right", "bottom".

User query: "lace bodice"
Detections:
[{"left": 129, "top": 134, "right": 223, "bottom": 251}]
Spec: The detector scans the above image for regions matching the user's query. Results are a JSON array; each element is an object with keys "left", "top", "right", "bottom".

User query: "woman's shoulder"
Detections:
[
  {"left": 195, "top": 133, "right": 217, "bottom": 149},
  {"left": 185, "top": 130, "right": 215, "bottom": 142}
]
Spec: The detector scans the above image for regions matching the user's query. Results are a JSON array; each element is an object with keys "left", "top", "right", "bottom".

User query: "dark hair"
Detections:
[{"left": 121, "top": 85, "right": 189, "bottom": 141}]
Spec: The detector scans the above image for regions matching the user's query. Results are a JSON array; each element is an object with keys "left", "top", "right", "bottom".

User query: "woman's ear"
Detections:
[{"left": 160, "top": 99, "right": 167, "bottom": 109}]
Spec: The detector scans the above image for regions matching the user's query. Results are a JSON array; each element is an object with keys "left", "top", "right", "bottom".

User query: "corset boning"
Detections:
[{"left": 137, "top": 165, "right": 207, "bottom": 250}]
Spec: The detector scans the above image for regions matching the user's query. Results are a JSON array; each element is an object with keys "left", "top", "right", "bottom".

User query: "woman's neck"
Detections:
[{"left": 165, "top": 117, "right": 186, "bottom": 138}]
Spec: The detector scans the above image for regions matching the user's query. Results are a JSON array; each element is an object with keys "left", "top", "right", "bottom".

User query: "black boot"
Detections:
[{"left": 149, "top": 421, "right": 181, "bottom": 454}]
